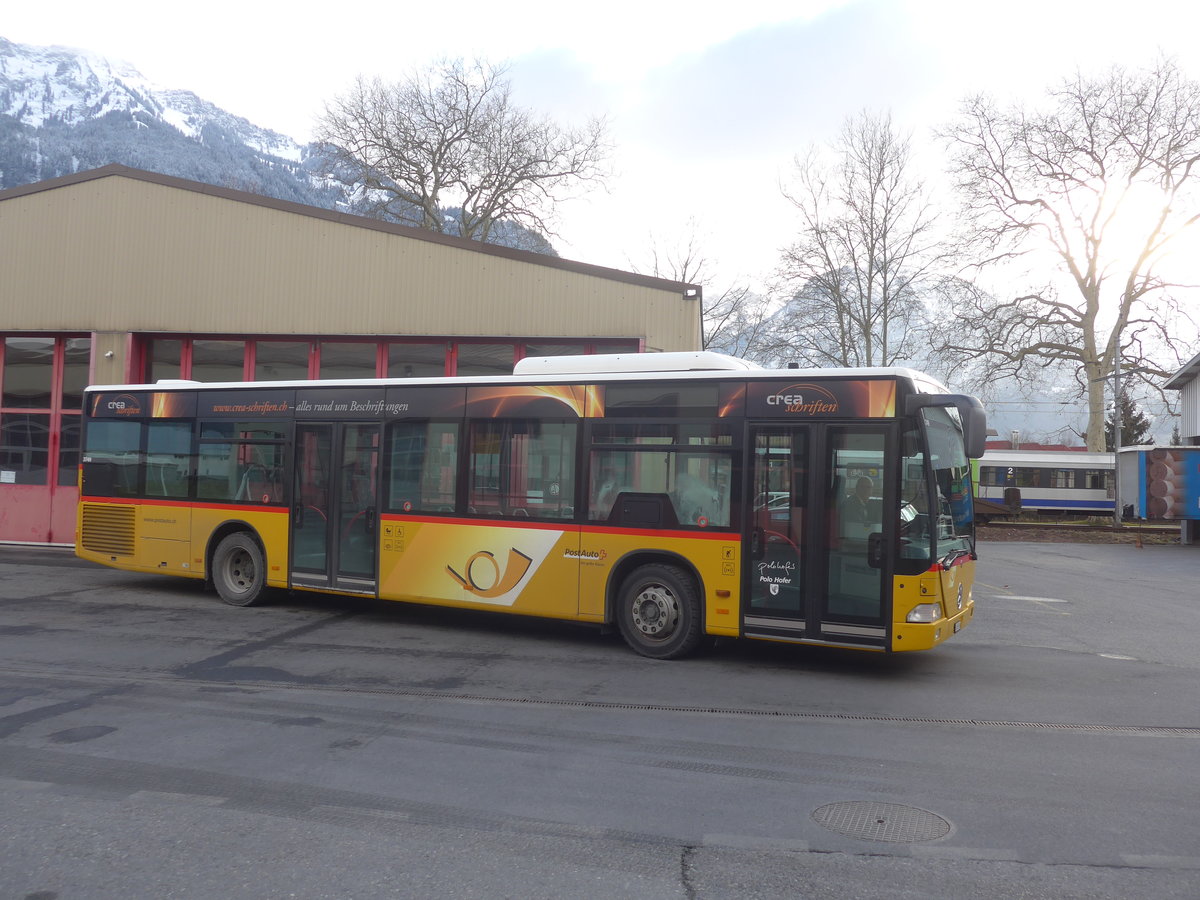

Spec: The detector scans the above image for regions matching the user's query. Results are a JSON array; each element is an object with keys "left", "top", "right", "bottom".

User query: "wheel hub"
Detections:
[
  {"left": 228, "top": 550, "right": 254, "bottom": 590},
  {"left": 631, "top": 585, "right": 678, "bottom": 637}
]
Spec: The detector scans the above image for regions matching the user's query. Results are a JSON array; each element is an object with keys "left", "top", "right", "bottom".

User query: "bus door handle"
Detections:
[
  {"left": 867, "top": 532, "right": 886, "bottom": 568},
  {"left": 293, "top": 504, "right": 304, "bottom": 526},
  {"left": 365, "top": 506, "right": 376, "bottom": 535},
  {"left": 751, "top": 527, "right": 764, "bottom": 560}
]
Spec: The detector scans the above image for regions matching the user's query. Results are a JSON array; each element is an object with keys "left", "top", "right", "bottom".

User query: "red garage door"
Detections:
[{"left": 0, "top": 335, "right": 89, "bottom": 544}]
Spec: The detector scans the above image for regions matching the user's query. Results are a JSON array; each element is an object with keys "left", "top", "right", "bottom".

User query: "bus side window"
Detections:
[
  {"left": 386, "top": 421, "right": 458, "bottom": 514},
  {"left": 591, "top": 463, "right": 622, "bottom": 520},
  {"left": 466, "top": 420, "right": 576, "bottom": 520},
  {"left": 197, "top": 422, "right": 287, "bottom": 503},
  {"left": 589, "top": 447, "right": 730, "bottom": 527},
  {"left": 145, "top": 420, "right": 193, "bottom": 499}
]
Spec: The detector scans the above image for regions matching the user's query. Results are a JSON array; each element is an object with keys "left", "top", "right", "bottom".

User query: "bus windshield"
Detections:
[
  {"left": 923, "top": 406, "right": 974, "bottom": 561},
  {"left": 899, "top": 406, "right": 974, "bottom": 570}
]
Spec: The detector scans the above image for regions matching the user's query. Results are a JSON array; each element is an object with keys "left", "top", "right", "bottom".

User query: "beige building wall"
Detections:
[
  {"left": 87, "top": 332, "right": 128, "bottom": 386},
  {"left": 1, "top": 166, "right": 701, "bottom": 370}
]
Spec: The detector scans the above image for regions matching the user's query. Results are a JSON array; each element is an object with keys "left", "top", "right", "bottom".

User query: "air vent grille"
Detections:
[{"left": 80, "top": 503, "right": 136, "bottom": 556}]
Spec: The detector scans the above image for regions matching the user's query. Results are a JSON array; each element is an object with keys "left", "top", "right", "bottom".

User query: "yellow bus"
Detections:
[{"left": 76, "top": 351, "right": 986, "bottom": 658}]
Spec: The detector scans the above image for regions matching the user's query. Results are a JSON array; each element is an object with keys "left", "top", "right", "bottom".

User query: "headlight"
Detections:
[{"left": 906, "top": 602, "right": 944, "bottom": 624}]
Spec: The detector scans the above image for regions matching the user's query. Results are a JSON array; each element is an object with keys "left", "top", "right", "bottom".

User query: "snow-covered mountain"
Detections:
[
  {"left": 0, "top": 34, "right": 353, "bottom": 212},
  {"left": 0, "top": 36, "right": 299, "bottom": 159},
  {"left": 0, "top": 36, "right": 554, "bottom": 254}
]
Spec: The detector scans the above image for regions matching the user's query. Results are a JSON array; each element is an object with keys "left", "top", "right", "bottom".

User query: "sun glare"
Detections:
[{"left": 1096, "top": 181, "right": 1176, "bottom": 279}]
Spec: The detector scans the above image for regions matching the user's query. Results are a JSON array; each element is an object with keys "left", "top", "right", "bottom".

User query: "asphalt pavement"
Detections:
[{"left": 0, "top": 540, "right": 1197, "bottom": 899}]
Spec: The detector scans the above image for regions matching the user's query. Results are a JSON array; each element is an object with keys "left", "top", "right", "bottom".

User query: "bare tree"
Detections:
[
  {"left": 776, "top": 111, "right": 952, "bottom": 368},
  {"left": 699, "top": 283, "right": 776, "bottom": 361},
  {"left": 939, "top": 58, "right": 1200, "bottom": 451},
  {"left": 637, "top": 223, "right": 775, "bottom": 362},
  {"left": 316, "top": 58, "right": 611, "bottom": 243}
]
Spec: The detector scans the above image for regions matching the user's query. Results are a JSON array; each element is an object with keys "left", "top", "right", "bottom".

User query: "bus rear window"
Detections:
[{"left": 81, "top": 419, "right": 142, "bottom": 497}]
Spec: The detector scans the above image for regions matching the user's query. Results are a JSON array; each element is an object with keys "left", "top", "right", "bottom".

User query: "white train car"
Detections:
[{"left": 975, "top": 449, "right": 1115, "bottom": 517}]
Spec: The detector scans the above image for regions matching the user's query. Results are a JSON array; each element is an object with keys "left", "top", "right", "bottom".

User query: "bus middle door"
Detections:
[{"left": 291, "top": 422, "right": 380, "bottom": 594}]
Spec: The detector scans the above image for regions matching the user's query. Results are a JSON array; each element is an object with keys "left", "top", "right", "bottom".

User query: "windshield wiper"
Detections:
[{"left": 939, "top": 547, "right": 974, "bottom": 568}]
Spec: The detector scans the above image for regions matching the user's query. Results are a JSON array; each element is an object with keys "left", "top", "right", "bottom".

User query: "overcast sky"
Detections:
[{"left": 7, "top": 0, "right": 1200, "bottom": 292}]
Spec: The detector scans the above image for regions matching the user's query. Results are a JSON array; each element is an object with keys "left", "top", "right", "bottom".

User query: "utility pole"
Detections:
[{"left": 1112, "top": 355, "right": 1122, "bottom": 530}]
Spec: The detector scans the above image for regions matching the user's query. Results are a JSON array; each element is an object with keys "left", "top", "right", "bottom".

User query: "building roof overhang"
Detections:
[{"left": 1164, "top": 350, "right": 1200, "bottom": 390}]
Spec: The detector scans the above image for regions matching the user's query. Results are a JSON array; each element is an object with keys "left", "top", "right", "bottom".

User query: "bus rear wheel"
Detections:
[
  {"left": 616, "top": 564, "right": 703, "bottom": 660},
  {"left": 212, "top": 532, "right": 268, "bottom": 607}
]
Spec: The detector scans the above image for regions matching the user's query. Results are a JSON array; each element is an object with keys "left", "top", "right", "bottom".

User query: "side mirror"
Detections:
[{"left": 905, "top": 393, "right": 988, "bottom": 459}]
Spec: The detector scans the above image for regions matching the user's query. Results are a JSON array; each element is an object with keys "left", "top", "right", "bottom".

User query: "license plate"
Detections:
[{"left": 953, "top": 621, "right": 962, "bottom": 633}]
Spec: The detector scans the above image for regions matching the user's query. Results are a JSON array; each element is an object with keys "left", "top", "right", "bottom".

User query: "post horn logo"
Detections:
[{"left": 446, "top": 547, "right": 534, "bottom": 599}]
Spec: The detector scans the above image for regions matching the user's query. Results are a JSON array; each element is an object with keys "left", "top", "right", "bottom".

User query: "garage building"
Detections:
[{"left": 0, "top": 165, "right": 701, "bottom": 543}]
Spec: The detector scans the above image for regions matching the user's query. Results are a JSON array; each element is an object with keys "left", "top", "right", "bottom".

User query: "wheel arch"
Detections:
[
  {"left": 204, "top": 519, "right": 263, "bottom": 588},
  {"left": 604, "top": 549, "right": 706, "bottom": 629}
]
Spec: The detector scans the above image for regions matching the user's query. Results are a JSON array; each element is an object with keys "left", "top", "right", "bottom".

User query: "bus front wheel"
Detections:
[
  {"left": 616, "top": 564, "right": 703, "bottom": 660},
  {"left": 212, "top": 532, "right": 268, "bottom": 607}
]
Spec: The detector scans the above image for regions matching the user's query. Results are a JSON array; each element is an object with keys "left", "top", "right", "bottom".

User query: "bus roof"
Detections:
[
  {"left": 83, "top": 354, "right": 949, "bottom": 394},
  {"left": 513, "top": 350, "right": 761, "bottom": 374}
]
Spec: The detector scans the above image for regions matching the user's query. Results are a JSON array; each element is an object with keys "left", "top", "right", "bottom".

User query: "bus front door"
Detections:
[
  {"left": 291, "top": 422, "right": 381, "bottom": 594},
  {"left": 745, "top": 425, "right": 891, "bottom": 648}
]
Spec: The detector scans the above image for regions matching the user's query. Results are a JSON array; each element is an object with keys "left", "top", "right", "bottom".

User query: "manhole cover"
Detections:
[{"left": 812, "top": 801, "right": 951, "bottom": 843}]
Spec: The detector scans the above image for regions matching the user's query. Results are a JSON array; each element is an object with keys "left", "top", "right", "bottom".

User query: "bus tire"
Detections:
[
  {"left": 212, "top": 532, "right": 268, "bottom": 607},
  {"left": 616, "top": 564, "right": 703, "bottom": 660}
]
